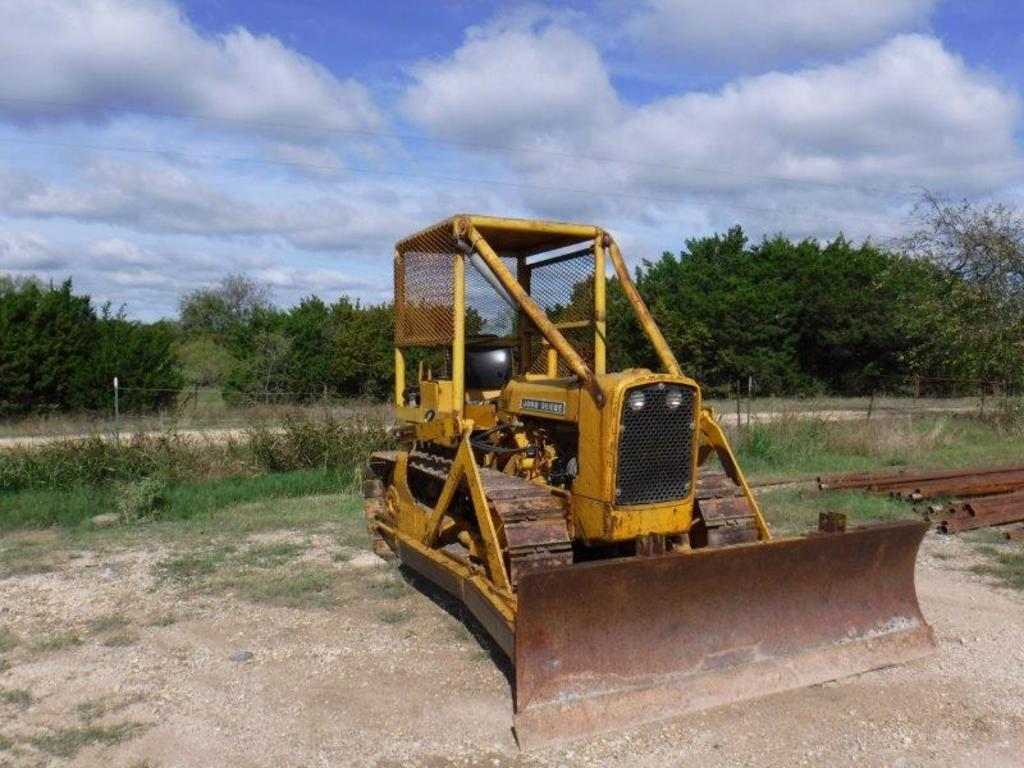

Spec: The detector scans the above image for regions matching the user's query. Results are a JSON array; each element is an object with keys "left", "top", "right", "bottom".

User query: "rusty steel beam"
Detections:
[
  {"left": 1003, "top": 525, "right": 1024, "bottom": 541},
  {"left": 887, "top": 471, "right": 1024, "bottom": 502},
  {"left": 818, "top": 463, "right": 1024, "bottom": 492},
  {"left": 937, "top": 497, "right": 1024, "bottom": 534}
]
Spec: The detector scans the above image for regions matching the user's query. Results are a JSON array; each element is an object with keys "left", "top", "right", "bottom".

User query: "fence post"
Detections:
[
  {"left": 735, "top": 380, "right": 742, "bottom": 430},
  {"left": 747, "top": 375, "right": 753, "bottom": 427},
  {"left": 113, "top": 376, "right": 119, "bottom": 425}
]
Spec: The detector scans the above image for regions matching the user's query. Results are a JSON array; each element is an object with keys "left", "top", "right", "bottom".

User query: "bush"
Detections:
[
  {"left": 0, "top": 433, "right": 204, "bottom": 492},
  {"left": 247, "top": 414, "right": 394, "bottom": 485},
  {"left": 988, "top": 398, "right": 1024, "bottom": 434},
  {"left": 115, "top": 475, "right": 169, "bottom": 523},
  {"left": 0, "top": 415, "right": 394, "bottom": 495}
]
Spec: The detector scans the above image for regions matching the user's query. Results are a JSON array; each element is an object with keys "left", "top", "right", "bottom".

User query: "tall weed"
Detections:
[{"left": 0, "top": 414, "right": 394, "bottom": 494}]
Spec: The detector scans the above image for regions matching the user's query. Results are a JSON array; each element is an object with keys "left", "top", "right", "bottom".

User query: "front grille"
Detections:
[{"left": 615, "top": 383, "right": 696, "bottom": 506}]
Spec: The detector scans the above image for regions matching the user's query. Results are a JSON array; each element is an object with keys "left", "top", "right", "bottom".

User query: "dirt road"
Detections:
[
  {"left": 0, "top": 403, "right": 979, "bottom": 449},
  {"left": 0, "top": 527, "right": 1022, "bottom": 767}
]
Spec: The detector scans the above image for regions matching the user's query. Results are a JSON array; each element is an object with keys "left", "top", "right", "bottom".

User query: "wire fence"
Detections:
[
  {"left": 709, "top": 374, "right": 1022, "bottom": 428},
  {"left": 3, "top": 373, "right": 1019, "bottom": 442}
]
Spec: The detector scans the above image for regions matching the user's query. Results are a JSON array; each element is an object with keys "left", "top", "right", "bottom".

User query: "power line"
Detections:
[
  {"left": 0, "top": 94, "right": 921, "bottom": 199},
  {"left": 0, "top": 134, "right": 910, "bottom": 226}
]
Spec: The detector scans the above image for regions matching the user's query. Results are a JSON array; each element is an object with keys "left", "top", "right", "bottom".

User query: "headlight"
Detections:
[
  {"left": 665, "top": 388, "right": 684, "bottom": 409},
  {"left": 627, "top": 390, "right": 646, "bottom": 411}
]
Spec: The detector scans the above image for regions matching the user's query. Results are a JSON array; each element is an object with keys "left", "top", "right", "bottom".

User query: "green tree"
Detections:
[
  {"left": 330, "top": 299, "right": 394, "bottom": 399},
  {"left": 0, "top": 278, "right": 181, "bottom": 415},
  {"left": 281, "top": 296, "right": 335, "bottom": 398},
  {"left": 174, "top": 335, "right": 235, "bottom": 387},
  {"left": 179, "top": 273, "right": 273, "bottom": 337},
  {"left": 92, "top": 308, "right": 183, "bottom": 413},
  {"left": 898, "top": 193, "right": 1024, "bottom": 385},
  {"left": 0, "top": 278, "right": 97, "bottom": 415}
]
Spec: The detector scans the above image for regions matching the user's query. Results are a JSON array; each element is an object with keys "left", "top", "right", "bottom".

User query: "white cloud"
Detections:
[
  {"left": 255, "top": 266, "right": 372, "bottom": 293},
  {"left": 401, "top": 17, "right": 621, "bottom": 144},
  {"left": 0, "top": 157, "right": 490, "bottom": 255},
  {"left": 402, "top": 30, "right": 1020, "bottom": 237},
  {"left": 4, "top": 6, "right": 1023, "bottom": 320},
  {"left": 626, "top": 0, "right": 935, "bottom": 67},
  {"left": 0, "top": 158, "right": 281, "bottom": 236},
  {"left": 0, "top": 0, "right": 383, "bottom": 137},
  {"left": 87, "top": 237, "right": 159, "bottom": 266},
  {"left": 0, "top": 231, "right": 66, "bottom": 270},
  {"left": 595, "top": 35, "right": 1020, "bottom": 195}
]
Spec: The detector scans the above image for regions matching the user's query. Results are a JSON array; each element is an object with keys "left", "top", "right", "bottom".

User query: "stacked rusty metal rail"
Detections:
[{"left": 818, "top": 464, "right": 1024, "bottom": 537}]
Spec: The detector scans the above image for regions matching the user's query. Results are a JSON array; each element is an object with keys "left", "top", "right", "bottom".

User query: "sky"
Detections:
[{"left": 1, "top": 0, "right": 1023, "bottom": 320}]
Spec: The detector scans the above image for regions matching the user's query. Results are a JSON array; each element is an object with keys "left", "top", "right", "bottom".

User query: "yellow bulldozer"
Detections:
[{"left": 364, "top": 214, "right": 935, "bottom": 748}]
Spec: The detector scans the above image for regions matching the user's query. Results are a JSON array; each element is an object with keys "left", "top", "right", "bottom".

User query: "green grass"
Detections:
[
  {"left": 364, "top": 571, "right": 411, "bottom": 600},
  {"left": 155, "top": 544, "right": 237, "bottom": 584},
  {"left": 235, "top": 541, "right": 302, "bottom": 567},
  {"left": 378, "top": 607, "right": 415, "bottom": 625},
  {"left": 0, "top": 628, "right": 18, "bottom": 654},
  {"left": 0, "top": 467, "right": 354, "bottom": 532},
  {"left": 101, "top": 632, "right": 138, "bottom": 648},
  {"left": 0, "top": 734, "right": 11, "bottom": 751},
  {"left": 74, "top": 695, "right": 141, "bottom": 724},
  {"left": 971, "top": 545, "right": 1024, "bottom": 590},
  {"left": 87, "top": 614, "right": 128, "bottom": 634},
  {"left": 731, "top": 415, "right": 1024, "bottom": 481},
  {"left": 31, "top": 631, "right": 82, "bottom": 652},
  {"left": 29, "top": 722, "right": 147, "bottom": 758},
  {"left": 142, "top": 494, "right": 364, "bottom": 609},
  {"left": 759, "top": 487, "right": 913, "bottom": 536},
  {"left": 0, "top": 539, "right": 58, "bottom": 577},
  {"left": 0, "top": 411, "right": 393, "bottom": 532},
  {"left": 0, "top": 659, "right": 10, "bottom": 673},
  {"left": 0, "top": 486, "right": 115, "bottom": 530},
  {"left": 217, "top": 566, "right": 340, "bottom": 608},
  {"left": 0, "top": 688, "right": 31, "bottom": 709}
]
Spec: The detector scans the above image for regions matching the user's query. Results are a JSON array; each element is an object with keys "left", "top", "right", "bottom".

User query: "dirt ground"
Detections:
[{"left": 1, "top": 523, "right": 1023, "bottom": 767}]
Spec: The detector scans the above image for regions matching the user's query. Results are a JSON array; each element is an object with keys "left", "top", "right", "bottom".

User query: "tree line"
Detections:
[
  {"left": 2, "top": 194, "right": 1022, "bottom": 416},
  {"left": 0, "top": 278, "right": 181, "bottom": 416}
]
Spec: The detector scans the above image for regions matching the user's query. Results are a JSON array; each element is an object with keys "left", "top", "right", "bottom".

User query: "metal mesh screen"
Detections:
[
  {"left": 526, "top": 248, "right": 595, "bottom": 374},
  {"left": 528, "top": 326, "right": 595, "bottom": 376},
  {"left": 395, "top": 224, "right": 457, "bottom": 347},
  {"left": 395, "top": 225, "right": 597, "bottom": 380},
  {"left": 528, "top": 249, "right": 595, "bottom": 323},
  {"left": 466, "top": 254, "right": 519, "bottom": 339},
  {"left": 616, "top": 383, "right": 696, "bottom": 506}
]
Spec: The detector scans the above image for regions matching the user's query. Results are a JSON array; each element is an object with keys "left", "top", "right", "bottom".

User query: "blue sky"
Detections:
[{"left": 1, "top": 0, "right": 1023, "bottom": 319}]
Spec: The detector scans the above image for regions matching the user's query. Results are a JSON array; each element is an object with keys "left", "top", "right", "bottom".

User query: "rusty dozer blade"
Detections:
[{"left": 514, "top": 520, "right": 935, "bottom": 750}]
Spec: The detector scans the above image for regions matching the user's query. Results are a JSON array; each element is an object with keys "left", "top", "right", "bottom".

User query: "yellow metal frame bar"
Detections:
[
  {"left": 517, "top": 254, "right": 532, "bottom": 378},
  {"left": 466, "top": 214, "right": 600, "bottom": 240},
  {"left": 420, "top": 431, "right": 512, "bottom": 593},
  {"left": 375, "top": 521, "right": 515, "bottom": 655},
  {"left": 394, "top": 348, "right": 405, "bottom": 406},
  {"left": 606, "top": 237, "right": 683, "bottom": 377},
  {"left": 452, "top": 251, "right": 466, "bottom": 412},
  {"left": 699, "top": 410, "right": 771, "bottom": 541},
  {"left": 593, "top": 234, "right": 607, "bottom": 375}
]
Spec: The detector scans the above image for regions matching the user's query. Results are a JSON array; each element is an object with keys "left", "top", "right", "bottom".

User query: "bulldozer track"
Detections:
[{"left": 405, "top": 450, "right": 573, "bottom": 584}]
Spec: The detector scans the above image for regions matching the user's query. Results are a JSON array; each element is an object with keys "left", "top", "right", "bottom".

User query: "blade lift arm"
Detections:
[{"left": 699, "top": 409, "right": 772, "bottom": 541}]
